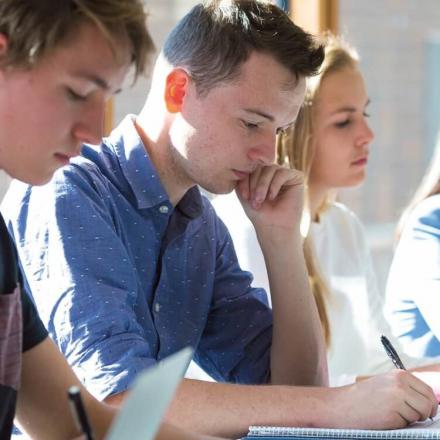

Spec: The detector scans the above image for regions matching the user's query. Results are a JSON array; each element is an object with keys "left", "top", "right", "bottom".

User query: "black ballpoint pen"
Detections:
[
  {"left": 381, "top": 335, "right": 434, "bottom": 421},
  {"left": 380, "top": 335, "right": 406, "bottom": 370},
  {"left": 68, "top": 385, "right": 95, "bottom": 440}
]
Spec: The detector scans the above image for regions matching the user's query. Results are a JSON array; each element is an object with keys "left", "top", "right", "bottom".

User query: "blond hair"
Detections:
[
  {"left": 0, "top": 0, "right": 154, "bottom": 79},
  {"left": 396, "top": 134, "right": 440, "bottom": 240},
  {"left": 277, "top": 34, "right": 359, "bottom": 345}
]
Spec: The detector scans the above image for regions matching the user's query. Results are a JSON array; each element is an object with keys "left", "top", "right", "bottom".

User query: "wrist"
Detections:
[{"left": 256, "top": 225, "right": 303, "bottom": 248}]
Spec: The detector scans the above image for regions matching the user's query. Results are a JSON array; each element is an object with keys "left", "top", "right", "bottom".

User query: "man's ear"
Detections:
[
  {"left": 0, "top": 33, "right": 8, "bottom": 58},
  {"left": 164, "top": 69, "right": 190, "bottom": 114},
  {"left": 0, "top": 33, "right": 8, "bottom": 77}
]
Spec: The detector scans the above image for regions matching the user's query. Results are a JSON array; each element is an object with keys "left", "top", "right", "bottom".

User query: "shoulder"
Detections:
[
  {"left": 404, "top": 195, "right": 440, "bottom": 237},
  {"left": 43, "top": 143, "right": 116, "bottom": 202},
  {"left": 313, "top": 202, "right": 368, "bottom": 261},
  {"left": 321, "top": 202, "right": 365, "bottom": 237},
  {"left": 60, "top": 142, "right": 116, "bottom": 191},
  {"left": 1, "top": 146, "right": 114, "bottom": 232},
  {"left": 410, "top": 195, "right": 440, "bottom": 225}
]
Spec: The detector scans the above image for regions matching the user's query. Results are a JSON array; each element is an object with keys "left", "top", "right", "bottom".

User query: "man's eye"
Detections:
[
  {"left": 66, "top": 88, "right": 87, "bottom": 102},
  {"left": 242, "top": 120, "right": 259, "bottom": 130}
]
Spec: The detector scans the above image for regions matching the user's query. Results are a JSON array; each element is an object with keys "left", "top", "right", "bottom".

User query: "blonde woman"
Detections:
[
  {"left": 213, "top": 34, "right": 440, "bottom": 387},
  {"left": 385, "top": 138, "right": 440, "bottom": 358}
]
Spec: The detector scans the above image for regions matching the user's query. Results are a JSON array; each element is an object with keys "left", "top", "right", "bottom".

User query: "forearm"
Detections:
[
  {"left": 17, "top": 338, "right": 114, "bottom": 440},
  {"left": 107, "top": 373, "right": 439, "bottom": 437},
  {"left": 164, "top": 379, "right": 411, "bottom": 436},
  {"left": 258, "top": 228, "right": 327, "bottom": 386},
  {"left": 163, "top": 379, "right": 329, "bottom": 438},
  {"left": 106, "top": 379, "right": 322, "bottom": 438},
  {"left": 156, "top": 422, "right": 229, "bottom": 440}
]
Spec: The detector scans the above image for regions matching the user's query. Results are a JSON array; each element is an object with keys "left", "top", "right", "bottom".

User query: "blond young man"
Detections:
[{"left": 0, "top": 1, "right": 223, "bottom": 439}]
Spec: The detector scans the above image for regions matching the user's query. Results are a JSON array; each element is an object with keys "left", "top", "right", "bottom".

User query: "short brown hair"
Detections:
[
  {"left": 0, "top": 0, "right": 154, "bottom": 78},
  {"left": 163, "top": 0, "right": 324, "bottom": 95}
]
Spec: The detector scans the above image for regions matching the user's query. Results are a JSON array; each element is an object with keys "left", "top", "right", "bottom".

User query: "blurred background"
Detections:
[{"left": 3, "top": 0, "right": 440, "bottom": 294}]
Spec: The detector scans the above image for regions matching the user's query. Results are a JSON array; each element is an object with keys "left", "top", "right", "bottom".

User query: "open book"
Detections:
[
  {"left": 245, "top": 413, "right": 440, "bottom": 439},
  {"left": 106, "top": 347, "right": 193, "bottom": 440}
]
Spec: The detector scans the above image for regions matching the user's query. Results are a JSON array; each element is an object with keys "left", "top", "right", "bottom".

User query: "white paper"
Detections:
[{"left": 249, "top": 412, "right": 440, "bottom": 439}]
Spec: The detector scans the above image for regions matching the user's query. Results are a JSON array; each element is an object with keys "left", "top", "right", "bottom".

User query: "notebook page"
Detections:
[{"left": 248, "top": 412, "right": 440, "bottom": 439}]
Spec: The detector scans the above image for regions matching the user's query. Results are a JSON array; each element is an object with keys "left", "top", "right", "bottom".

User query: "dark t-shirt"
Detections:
[{"left": 0, "top": 214, "right": 47, "bottom": 438}]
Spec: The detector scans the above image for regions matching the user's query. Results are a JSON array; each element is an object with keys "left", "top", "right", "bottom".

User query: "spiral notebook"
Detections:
[{"left": 246, "top": 413, "right": 440, "bottom": 439}]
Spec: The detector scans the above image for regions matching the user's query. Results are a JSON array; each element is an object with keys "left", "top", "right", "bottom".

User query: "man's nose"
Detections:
[
  {"left": 247, "top": 132, "right": 277, "bottom": 165},
  {"left": 72, "top": 100, "right": 105, "bottom": 145}
]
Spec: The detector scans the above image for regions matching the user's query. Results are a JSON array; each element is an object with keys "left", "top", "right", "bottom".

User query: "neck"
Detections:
[
  {"left": 308, "top": 182, "right": 329, "bottom": 222},
  {"left": 135, "top": 105, "right": 192, "bottom": 207}
]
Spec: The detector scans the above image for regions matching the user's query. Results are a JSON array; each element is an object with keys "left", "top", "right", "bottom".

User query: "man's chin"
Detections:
[
  {"left": 15, "top": 168, "right": 56, "bottom": 187},
  {"left": 202, "top": 181, "right": 237, "bottom": 196}
]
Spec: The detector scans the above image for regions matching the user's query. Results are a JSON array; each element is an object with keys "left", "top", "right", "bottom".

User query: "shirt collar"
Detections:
[
  {"left": 105, "top": 115, "right": 203, "bottom": 218},
  {"left": 177, "top": 186, "right": 203, "bottom": 219},
  {"left": 105, "top": 115, "right": 168, "bottom": 210}
]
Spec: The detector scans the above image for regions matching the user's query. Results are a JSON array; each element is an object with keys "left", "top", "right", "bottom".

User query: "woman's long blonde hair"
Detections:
[
  {"left": 277, "top": 34, "right": 360, "bottom": 345},
  {"left": 396, "top": 136, "right": 440, "bottom": 240}
]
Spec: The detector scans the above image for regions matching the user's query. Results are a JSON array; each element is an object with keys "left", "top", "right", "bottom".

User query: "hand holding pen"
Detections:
[{"left": 381, "top": 334, "right": 436, "bottom": 421}]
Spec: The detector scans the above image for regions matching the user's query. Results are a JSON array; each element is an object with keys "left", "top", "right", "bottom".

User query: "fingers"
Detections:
[
  {"left": 268, "top": 167, "right": 303, "bottom": 201},
  {"left": 236, "top": 173, "right": 251, "bottom": 201},
  {"left": 239, "top": 164, "right": 303, "bottom": 209},
  {"left": 347, "top": 371, "right": 438, "bottom": 430},
  {"left": 248, "top": 166, "right": 270, "bottom": 209},
  {"left": 390, "top": 371, "right": 438, "bottom": 426},
  {"left": 405, "top": 373, "right": 439, "bottom": 420},
  {"left": 412, "top": 371, "right": 440, "bottom": 403}
]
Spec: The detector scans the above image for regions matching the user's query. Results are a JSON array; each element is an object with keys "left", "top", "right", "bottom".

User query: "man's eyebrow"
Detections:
[
  {"left": 243, "top": 108, "right": 274, "bottom": 122},
  {"left": 244, "top": 108, "right": 296, "bottom": 129},
  {"left": 75, "top": 72, "right": 112, "bottom": 91}
]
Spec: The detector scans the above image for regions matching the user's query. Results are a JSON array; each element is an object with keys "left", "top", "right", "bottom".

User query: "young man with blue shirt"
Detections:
[{"left": 3, "top": 1, "right": 439, "bottom": 438}]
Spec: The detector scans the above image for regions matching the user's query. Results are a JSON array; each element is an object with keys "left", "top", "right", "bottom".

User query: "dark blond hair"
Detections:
[
  {"left": 277, "top": 34, "right": 359, "bottom": 345},
  {"left": 0, "top": 0, "right": 154, "bottom": 79},
  {"left": 163, "top": 0, "right": 324, "bottom": 96}
]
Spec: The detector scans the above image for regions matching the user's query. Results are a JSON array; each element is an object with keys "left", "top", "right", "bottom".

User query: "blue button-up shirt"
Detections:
[{"left": 2, "top": 116, "right": 272, "bottom": 400}]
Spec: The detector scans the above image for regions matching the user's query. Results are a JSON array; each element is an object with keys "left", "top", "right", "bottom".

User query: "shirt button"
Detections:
[
  {"left": 154, "top": 303, "right": 161, "bottom": 313},
  {"left": 159, "top": 205, "right": 169, "bottom": 214}
]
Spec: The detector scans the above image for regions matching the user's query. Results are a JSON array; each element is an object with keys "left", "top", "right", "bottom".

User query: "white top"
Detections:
[{"left": 212, "top": 192, "right": 438, "bottom": 386}]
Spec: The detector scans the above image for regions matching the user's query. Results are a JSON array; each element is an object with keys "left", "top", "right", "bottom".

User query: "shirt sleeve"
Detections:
[
  {"left": 7, "top": 166, "right": 158, "bottom": 400},
  {"left": 386, "top": 197, "right": 440, "bottom": 352},
  {"left": 194, "top": 210, "right": 272, "bottom": 384},
  {"left": 21, "top": 285, "right": 48, "bottom": 352}
]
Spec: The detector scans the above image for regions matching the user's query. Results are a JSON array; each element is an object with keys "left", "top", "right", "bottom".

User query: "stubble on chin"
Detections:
[{"left": 200, "top": 178, "right": 238, "bottom": 196}]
